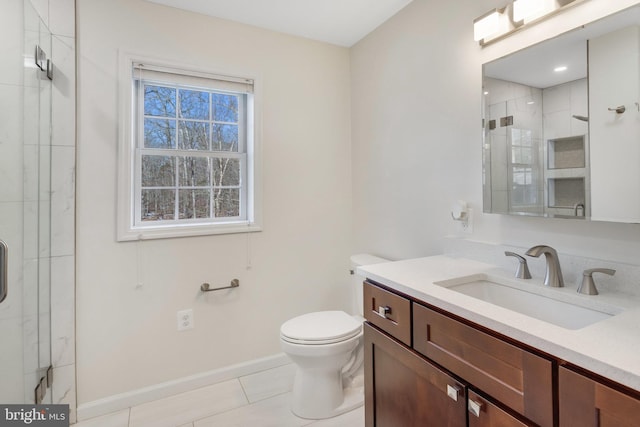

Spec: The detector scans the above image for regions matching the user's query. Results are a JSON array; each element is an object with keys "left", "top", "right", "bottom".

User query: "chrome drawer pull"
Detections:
[
  {"left": 468, "top": 399, "right": 482, "bottom": 417},
  {"left": 376, "top": 305, "right": 391, "bottom": 318},
  {"left": 447, "top": 384, "right": 461, "bottom": 402}
]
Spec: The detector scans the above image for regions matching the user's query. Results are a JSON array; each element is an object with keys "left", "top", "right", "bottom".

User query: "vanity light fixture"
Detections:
[
  {"left": 554, "top": 65, "right": 568, "bottom": 72},
  {"left": 473, "top": 7, "right": 509, "bottom": 42},
  {"left": 474, "top": 0, "right": 586, "bottom": 46},
  {"left": 513, "top": 0, "right": 557, "bottom": 24}
]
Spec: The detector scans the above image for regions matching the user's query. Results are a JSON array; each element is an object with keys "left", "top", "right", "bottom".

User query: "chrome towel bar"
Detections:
[{"left": 201, "top": 279, "right": 240, "bottom": 292}]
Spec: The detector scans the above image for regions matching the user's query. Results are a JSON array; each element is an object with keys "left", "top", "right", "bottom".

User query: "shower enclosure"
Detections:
[{"left": 0, "top": 0, "right": 53, "bottom": 404}]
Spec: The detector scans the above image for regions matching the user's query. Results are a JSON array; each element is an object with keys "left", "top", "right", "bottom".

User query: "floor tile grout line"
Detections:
[
  {"left": 188, "top": 378, "right": 250, "bottom": 426},
  {"left": 189, "top": 390, "right": 304, "bottom": 426},
  {"left": 237, "top": 376, "right": 251, "bottom": 404}
]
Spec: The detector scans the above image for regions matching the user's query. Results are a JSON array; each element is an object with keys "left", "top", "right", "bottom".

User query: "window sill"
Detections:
[{"left": 117, "top": 221, "right": 262, "bottom": 241}]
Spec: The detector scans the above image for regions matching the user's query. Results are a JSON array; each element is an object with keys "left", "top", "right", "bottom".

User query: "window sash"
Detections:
[
  {"left": 134, "top": 150, "right": 247, "bottom": 226},
  {"left": 133, "top": 75, "right": 248, "bottom": 227}
]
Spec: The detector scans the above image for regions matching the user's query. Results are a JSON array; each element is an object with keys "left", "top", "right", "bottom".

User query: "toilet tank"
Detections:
[{"left": 350, "top": 254, "right": 390, "bottom": 316}]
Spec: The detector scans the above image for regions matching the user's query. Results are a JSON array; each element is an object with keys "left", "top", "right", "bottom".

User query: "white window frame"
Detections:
[{"left": 117, "top": 53, "right": 262, "bottom": 241}]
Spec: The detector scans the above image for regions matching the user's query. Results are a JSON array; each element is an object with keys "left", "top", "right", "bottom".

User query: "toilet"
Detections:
[{"left": 280, "top": 254, "right": 389, "bottom": 419}]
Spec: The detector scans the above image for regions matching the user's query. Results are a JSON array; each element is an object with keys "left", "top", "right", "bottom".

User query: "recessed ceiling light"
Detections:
[{"left": 554, "top": 66, "right": 568, "bottom": 72}]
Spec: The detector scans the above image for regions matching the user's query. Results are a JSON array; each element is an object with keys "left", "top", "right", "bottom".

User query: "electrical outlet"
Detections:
[{"left": 177, "top": 309, "right": 194, "bottom": 331}]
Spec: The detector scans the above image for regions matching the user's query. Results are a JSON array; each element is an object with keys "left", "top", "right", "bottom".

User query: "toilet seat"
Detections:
[{"left": 280, "top": 311, "right": 362, "bottom": 345}]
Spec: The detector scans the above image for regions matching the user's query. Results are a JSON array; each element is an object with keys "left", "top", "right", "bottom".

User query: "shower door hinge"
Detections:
[
  {"left": 34, "top": 45, "right": 53, "bottom": 80},
  {"left": 34, "top": 365, "right": 54, "bottom": 404}
]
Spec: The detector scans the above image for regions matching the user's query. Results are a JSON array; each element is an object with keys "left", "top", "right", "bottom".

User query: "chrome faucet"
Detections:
[
  {"left": 525, "top": 245, "right": 564, "bottom": 287},
  {"left": 504, "top": 251, "right": 532, "bottom": 279}
]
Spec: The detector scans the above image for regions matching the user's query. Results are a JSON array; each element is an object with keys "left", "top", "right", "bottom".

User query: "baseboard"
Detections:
[{"left": 76, "top": 353, "right": 290, "bottom": 422}]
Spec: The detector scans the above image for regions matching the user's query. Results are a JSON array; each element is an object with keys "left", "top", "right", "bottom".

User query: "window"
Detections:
[{"left": 118, "top": 57, "right": 261, "bottom": 240}]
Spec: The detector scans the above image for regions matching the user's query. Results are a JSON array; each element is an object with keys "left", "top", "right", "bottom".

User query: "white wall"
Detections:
[
  {"left": 76, "top": 0, "right": 352, "bottom": 404},
  {"left": 351, "top": 0, "right": 640, "bottom": 264},
  {"left": 589, "top": 25, "right": 640, "bottom": 222}
]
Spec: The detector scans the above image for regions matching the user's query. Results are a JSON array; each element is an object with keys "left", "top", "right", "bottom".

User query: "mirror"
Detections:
[{"left": 482, "top": 5, "right": 640, "bottom": 223}]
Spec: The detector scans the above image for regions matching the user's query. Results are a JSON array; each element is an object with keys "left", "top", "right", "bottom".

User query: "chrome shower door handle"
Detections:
[{"left": 0, "top": 239, "right": 7, "bottom": 303}]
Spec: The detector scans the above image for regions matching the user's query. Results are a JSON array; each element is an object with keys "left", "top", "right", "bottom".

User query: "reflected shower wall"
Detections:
[{"left": 483, "top": 77, "right": 545, "bottom": 215}]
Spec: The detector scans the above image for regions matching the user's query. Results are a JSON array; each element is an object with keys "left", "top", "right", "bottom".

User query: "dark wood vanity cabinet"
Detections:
[
  {"left": 363, "top": 281, "right": 540, "bottom": 427},
  {"left": 364, "top": 323, "right": 467, "bottom": 427},
  {"left": 363, "top": 280, "right": 640, "bottom": 427},
  {"left": 559, "top": 366, "right": 640, "bottom": 427}
]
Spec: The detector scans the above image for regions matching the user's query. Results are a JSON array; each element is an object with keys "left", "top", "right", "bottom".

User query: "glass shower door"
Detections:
[{"left": 0, "top": 0, "right": 52, "bottom": 404}]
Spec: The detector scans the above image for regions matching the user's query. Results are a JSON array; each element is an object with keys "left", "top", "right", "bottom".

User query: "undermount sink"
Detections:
[{"left": 435, "top": 274, "right": 623, "bottom": 330}]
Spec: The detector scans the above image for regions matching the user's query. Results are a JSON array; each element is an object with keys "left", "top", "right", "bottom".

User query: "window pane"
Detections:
[
  {"left": 212, "top": 158, "right": 240, "bottom": 186},
  {"left": 179, "top": 189, "right": 211, "bottom": 219},
  {"left": 213, "top": 93, "right": 238, "bottom": 122},
  {"left": 144, "top": 118, "right": 176, "bottom": 149},
  {"left": 144, "top": 85, "right": 176, "bottom": 117},
  {"left": 212, "top": 124, "right": 238, "bottom": 152},
  {"left": 213, "top": 188, "right": 239, "bottom": 218},
  {"left": 178, "top": 121, "right": 209, "bottom": 150},
  {"left": 178, "top": 157, "right": 210, "bottom": 187},
  {"left": 141, "top": 189, "right": 175, "bottom": 221},
  {"left": 142, "top": 155, "right": 175, "bottom": 187},
  {"left": 179, "top": 89, "right": 209, "bottom": 120}
]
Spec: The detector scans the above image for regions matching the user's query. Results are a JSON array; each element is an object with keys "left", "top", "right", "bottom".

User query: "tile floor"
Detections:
[{"left": 72, "top": 364, "right": 364, "bottom": 427}]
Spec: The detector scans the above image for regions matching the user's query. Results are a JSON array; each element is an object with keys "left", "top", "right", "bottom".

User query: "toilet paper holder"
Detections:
[{"left": 201, "top": 279, "right": 240, "bottom": 292}]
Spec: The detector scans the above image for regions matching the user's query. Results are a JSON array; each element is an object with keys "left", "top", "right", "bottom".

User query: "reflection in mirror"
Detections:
[{"left": 482, "top": 5, "right": 640, "bottom": 223}]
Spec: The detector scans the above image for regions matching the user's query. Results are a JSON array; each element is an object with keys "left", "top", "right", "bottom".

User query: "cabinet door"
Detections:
[
  {"left": 364, "top": 323, "right": 466, "bottom": 427},
  {"left": 559, "top": 366, "right": 640, "bottom": 427},
  {"left": 467, "top": 390, "right": 531, "bottom": 427}
]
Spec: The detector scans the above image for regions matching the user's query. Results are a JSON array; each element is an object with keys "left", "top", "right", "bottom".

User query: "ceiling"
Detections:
[{"left": 145, "top": 0, "right": 414, "bottom": 47}]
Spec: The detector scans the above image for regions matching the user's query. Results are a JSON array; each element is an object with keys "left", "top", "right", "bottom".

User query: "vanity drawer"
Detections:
[
  {"left": 363, "top": 281, "right": 411, "bottom": 346},
  {"left": 413, "top": 303, "right": 553, "bottom": 427}
]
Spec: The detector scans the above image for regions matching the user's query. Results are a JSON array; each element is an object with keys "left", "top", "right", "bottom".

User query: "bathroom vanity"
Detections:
[{"left": 359, "top": 256, "right": 640, "bottom": 427}]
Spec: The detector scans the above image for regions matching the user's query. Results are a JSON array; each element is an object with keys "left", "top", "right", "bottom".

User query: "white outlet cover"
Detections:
[{"left": 177, "top": 309, "right": 194, "bottom": 331}]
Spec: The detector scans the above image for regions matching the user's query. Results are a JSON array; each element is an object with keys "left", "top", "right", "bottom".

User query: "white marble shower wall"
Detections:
[
  {"left": 542, "top": 79, "right": 588, "bottom": 140},
  {"left": 28, "top": 0, "right": 77, "bottom": 421}
]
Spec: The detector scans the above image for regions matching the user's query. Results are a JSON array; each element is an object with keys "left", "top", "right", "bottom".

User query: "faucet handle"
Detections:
[
  {"left": 504, "top": 251, "right": 532, "bottom": 279},
  {"left": 578, "top": 268, "right": 616, "bottom": 295}
]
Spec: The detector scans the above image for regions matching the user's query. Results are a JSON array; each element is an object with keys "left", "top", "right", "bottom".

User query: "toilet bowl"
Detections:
[{"left": 280, "top": 254, "right": 389, "bottom": 420}]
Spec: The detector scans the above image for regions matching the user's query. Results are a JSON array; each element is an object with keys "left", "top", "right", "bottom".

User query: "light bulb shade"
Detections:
[
  {"left": 513, "top": 0, "right": 558, "bottom": 24},
  {"left": 473, "top": 8, "right": 509, "bottom": 42}
]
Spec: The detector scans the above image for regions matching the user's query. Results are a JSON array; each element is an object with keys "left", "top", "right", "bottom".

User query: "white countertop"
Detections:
[{"left": 358, "top": 255, "right": 640, "bottom": 391}]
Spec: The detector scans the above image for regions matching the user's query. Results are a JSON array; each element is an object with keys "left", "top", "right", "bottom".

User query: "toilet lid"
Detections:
[{"left": 280, "top": 311, "right": 362, "bottom": 345}]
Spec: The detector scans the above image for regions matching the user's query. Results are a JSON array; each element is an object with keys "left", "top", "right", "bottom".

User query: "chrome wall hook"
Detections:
[{"left": 608, "top": 105, "right": 626, "bottom": 114}]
